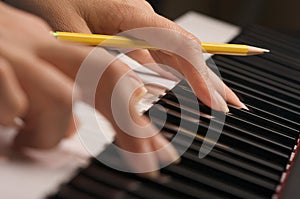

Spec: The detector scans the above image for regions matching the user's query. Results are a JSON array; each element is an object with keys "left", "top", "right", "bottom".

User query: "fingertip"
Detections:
[
  {"left": 238, "top": 102, "right": 249, "bottom": 110},
  {"left": 224, "top": 86, "right": 249, "bottom": 110},
  {"left": 152, "top": 134, "right": 180, "bottom": 165},
  {"left": 216, "top": 91, "right": 229, "bottom": 113},
  {"left": 133, "top": 85, "right": 148, "bottom": 103},
  {"left": 138, "top": 170, "right": 160, "bottom": 179}
]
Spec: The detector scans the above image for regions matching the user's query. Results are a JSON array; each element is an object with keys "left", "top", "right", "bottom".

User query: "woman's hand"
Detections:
[
  {"left": 0, "top": 2, "right": 80, "bottom": 148},
  {"left": 4, "top": 0, "right": 247, "bottom": 176},
  {"left": 1, "top": 2, "right": 179, "bottom": 177}
]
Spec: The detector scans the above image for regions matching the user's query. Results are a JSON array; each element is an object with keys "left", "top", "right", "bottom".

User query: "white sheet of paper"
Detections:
[{"left": 0, "top": 11, "right": 240, "bottom": 199}]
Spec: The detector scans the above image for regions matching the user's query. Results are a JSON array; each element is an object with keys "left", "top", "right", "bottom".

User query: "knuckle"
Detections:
[
  {"left": 141, "top": 0, "right": 155, "bottom": 12},
  {"left": 119, "top": 0, "right": 155, "bottom": 20}
]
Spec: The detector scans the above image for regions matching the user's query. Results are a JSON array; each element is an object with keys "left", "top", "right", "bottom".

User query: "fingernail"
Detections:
[
  {"left": 129, "top": 77, "right": 148, "bottom": 102},
  {"left": 173, "top": 157, "right": 181, "bottom": 164},
  {"left": 213, "top": 91, "right": 229, "bottom": 113},
  {"left": 135, "top": 87, "right": 148, "bottom": 102},
  {"left": 142, "top": 170, "right": 160, "bottom": 179},
  {"left": 12, "top": 117, "right": 24, "bottom": 128},
  {"left": 167, "top": 146, "right": 181, "bottom": 164},
  {"left": 240, "top": 102, "right": 249, "bottom": 110},
  {"left": 223, "top": 106, "right": 230, "bottom": 114}
]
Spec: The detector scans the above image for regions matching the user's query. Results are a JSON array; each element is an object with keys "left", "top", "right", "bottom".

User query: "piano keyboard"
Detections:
[{"left": 48, "top": 26, "right": 300, "bottom": 199}]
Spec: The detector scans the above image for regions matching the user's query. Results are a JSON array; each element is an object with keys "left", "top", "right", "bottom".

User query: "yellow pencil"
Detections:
[{"left": 52, "top": 31, "right": 269, "bottom": 56}]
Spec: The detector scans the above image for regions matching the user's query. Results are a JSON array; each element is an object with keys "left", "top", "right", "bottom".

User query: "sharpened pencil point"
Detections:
[{"left": 247, "top": 46, "right": 270, "bottom": 55}]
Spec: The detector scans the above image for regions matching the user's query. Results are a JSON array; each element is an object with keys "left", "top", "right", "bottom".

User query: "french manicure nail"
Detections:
[
  {"left": 141, "top": 170, "right": 160, "bottom": 179},
  {"left": 135, "top": 87, "right": 148, "bottom": 102},
  {"left": 240, "top": 102, "right": 249, "bottom": 110},
  {"left": 213, "top": 91, "right": 229, "bottom": 113},
  {"left": 129, "top": 77, "right": 148, "bottom": 102},
  {"left": 167, "top": 146, "right": 181, "bottom": 164},
  {"left": 12, "top": 117, "right": 24, "bottom": 128},
  {"left": 173, "top": 157, "right": 181, "bottom": 164}
]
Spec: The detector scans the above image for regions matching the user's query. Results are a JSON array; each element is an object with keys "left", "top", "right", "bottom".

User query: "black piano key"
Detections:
[
  {"left": 212, "top": 56, "right": 300, "bottom": 93},
  {"left": 69, "top": 175, "right": 130, "bottom": 199},
  {"left": 235, "top": 29, "right": 300, "bottom": 70},
  {"left": 245, "top": 25, "right": 300, "bottom": 49},
  {"left": 157, "top": 97, "right": 296, "bottom": 152},
  {"left": 159, "top": 121, "right": 284, "bottom": 179},
  {"left": 221, "top": 78, "right": 300, "bottom": 115},
  {"left": 236, "top": 35, "right": 300, "bottom": 71},
  {"left": 230, "top": 87, "right": 300, "bottom": 122},
  {"left": 181, "top": 151, "right": 277, "bottom": 192},
  {"left": 230, "top": 55, "right": 300, "bottom": 85},
  {"left": 203, "top": 147, "right": 281, "bottom": 182},
  {"left": 175, "top": 81, "right": 300, "bottom": 125},
  {"left": 49, "top": 185, "right": 97, "bottom": 199},
  {"left": 165, "top": 88, "right": 299, "bottom": 134},
  {"left": 213, "top": 62, "right": 300, "bottom": 106},
  {"left": 154, "top": 98, "right": 295, "bottom": 155},
  {"left": 159, "top": 120, "right": 285, "bottom": 174},
  {"left": 164, "top": 162, "right": 272, "bottom": 199},
  {"left": 82, "top": 164, "right": 142, "bottom": 192},
  {"left": 224, "top": 115, "right": 295, "bottom": 151},
  {"left": 151, "top": 113, "right": 288, "bottom": 171},
  {"left": 92, "top": 151, "right": 187, "bottom": 199},
  {"left": 85, "top": 161, "right": 214, "bottom": 199},
  {"left": 243, "top": 104, "right": 300, "bottom": 131},
  {"left": 94, "top": 146, "right": 233, "bottom": 199},
  {"left": 242, "top": 27, "right": 300, "bottom": 51},
  {"left": 228, "top": 106, "right": 299, "bottom": 137}
]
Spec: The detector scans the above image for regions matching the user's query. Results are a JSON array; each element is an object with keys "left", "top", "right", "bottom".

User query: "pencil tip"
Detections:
[{"left": 248, "top": 46, "right": 270, "bottom": 55}]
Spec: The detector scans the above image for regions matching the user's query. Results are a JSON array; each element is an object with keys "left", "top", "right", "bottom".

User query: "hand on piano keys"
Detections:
[{"left": 1, "top": 1, "right": 247, "bottom": 178}]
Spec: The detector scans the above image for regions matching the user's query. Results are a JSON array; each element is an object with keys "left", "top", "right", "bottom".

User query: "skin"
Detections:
[{"left": 1, "top": 0, "right": 247, "bottom": 177}]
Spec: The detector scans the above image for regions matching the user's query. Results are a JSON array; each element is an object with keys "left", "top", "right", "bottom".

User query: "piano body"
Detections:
[{"left": 0, "top": 12, "right": 299, "bottom": 199}]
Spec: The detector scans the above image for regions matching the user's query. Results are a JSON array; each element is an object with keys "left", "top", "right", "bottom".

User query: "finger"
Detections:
[
  {"left": 149, "top": 49, "right": 228, "bottom": 112},
  {"left": 13, "top": 57, "right": 75, "bottom": 149},
  {"left": 110, "top": 75, "right": 179, "bottom": 177},
  {"left": 0, "top": 58, "right": 28, "bottom": 126},
  {"left": 115, "top": 131, "right": 160, "bottom": 178},
  {"left": 223, "top": 85, "right": 248, "bottom": 110},
  {"left": 119, "top": 24, "right": 229, "bottom": 111},
  {"left": 126, "top": 49, "right": 180, "bottom": 81},
  {"left": 92, "top": 57, "right": 161, "bottom": 177},
  {"left": 151, "top": 133, "right": 180, "bottom": 165},
  {"left": 37, "top": 41, "right": 97, "bottom": 81},
  {"left": 121, "top": 12, "right": 246, "bottom": 111},
  {"left": 208, "top": 69, "right": 248, "bottom": 109}
]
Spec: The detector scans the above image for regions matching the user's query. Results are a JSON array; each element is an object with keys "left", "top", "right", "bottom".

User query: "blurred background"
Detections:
[{"left": 147, "top": 0, "right": 300, "bottom": 37}]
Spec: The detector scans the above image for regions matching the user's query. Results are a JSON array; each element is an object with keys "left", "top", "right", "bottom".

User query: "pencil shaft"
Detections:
[{"left": 53, "top": 32, "right": 267, "bottom": 56}]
